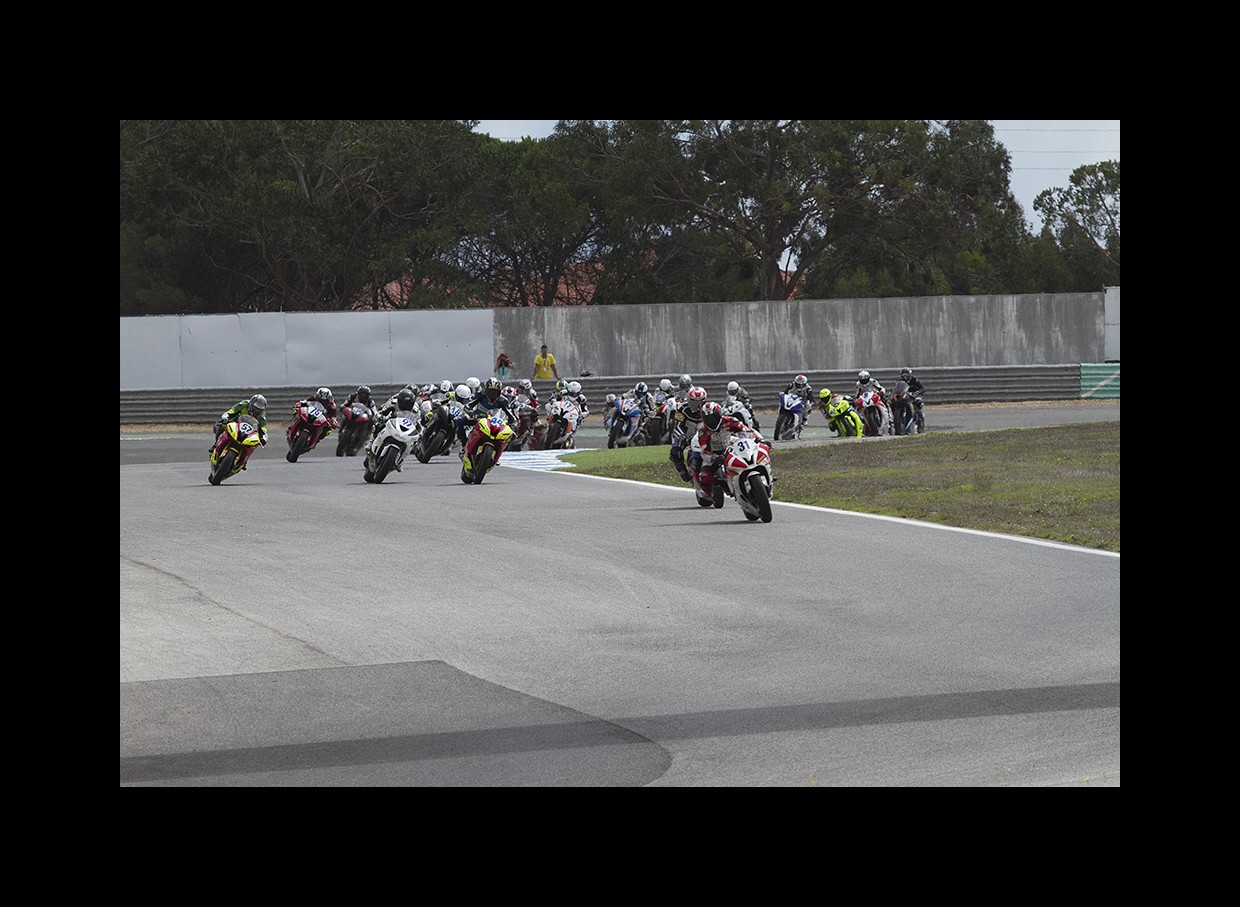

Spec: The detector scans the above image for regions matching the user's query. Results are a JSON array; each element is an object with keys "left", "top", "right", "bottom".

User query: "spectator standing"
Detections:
[
  {"left": 495, "top": 352, "right": 515, "bottom": 382},
  {"left": 533, "top": 344, "right": 559, "bottom": 381}
]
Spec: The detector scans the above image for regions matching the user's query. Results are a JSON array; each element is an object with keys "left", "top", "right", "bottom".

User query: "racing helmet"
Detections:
[
  {"left": 396, "top": 388, "right": 416, "bottom": 411},
  {"left": 605, "top": 393, "right": 617, "bottom": 405},
  {"left": 439, "top": 379, "right": 453, "bottom": 395},
  {"left": 503, "top": 385, "right": 516, "bottom": 400},
  {"left": 900, "top": 368, "right": 913, "bottom": 381},
  {"left": 702, "top": 401, "right": 723, "bottom": 431},
  {"left": 857, "top": 370, "right": 871, "bottom": 385},
  {"left": 567, "top": 380, "right": 582, "bottom": 396},
  {"left": 727, "top": 381, "right": 740, "bottom": 395},
  {"left": 687, "top": 386, "right": 707, "bottom": 408},
  {"left": 679, "top": 374, "right": 693, "bottom": 390},
  {"left": 484, "top": 377, "right": 502, "bottom": 401},
  {"left": 466, "top": 377, "right": 481, "bottom": 394},
  {"left": 248, "top": 394, "right": 267, "bottom": 414},
  {"left": 659, "top": 378, "right": 673, "bottom": 393},
  {"left": 316, "top": 387, "right": 333, "bottom": 404},
  {"left": 793, "top": 374, "right": 808, "bottom": 390},
  {"left": 635, "top": 382, "right": 648, "bottom": 395},
  {"left": 819, "top": 388, "right": 832, "bottom": 400},
  {"left": 454, "top": 384, "right": 472, "bottom": 402},
  {"left": 356, "top": 385, "right": 372, "bottom": 404},
  {"left": 518, "top": 378, "right": 533, "bottom": 393}
]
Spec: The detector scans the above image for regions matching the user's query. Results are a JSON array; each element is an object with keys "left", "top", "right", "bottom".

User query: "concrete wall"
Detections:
[{"left": 120, "top": 291, "right": 1118, "bottom": 391}]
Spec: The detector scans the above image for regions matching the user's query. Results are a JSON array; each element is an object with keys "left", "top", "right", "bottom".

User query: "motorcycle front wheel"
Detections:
[
  {"left": 545, "top": 422, "right": 563, "bottom": 450},
  {"left": 471, "top": 445, "right": 495, "bottom": 484},
  {"left": 774, "top": 413, "right": 791, "bottom": 441},
  {"left": 287, "top": 430, "right": 309, "bottom": 462},
  {"left": 374, "top": 445, "right": 399, "bottom": 483},
  {"left": 749, "top": 473, "right": 773, "bottom": 522},
  {"left": 336, "top": 429, "right": 351, "bottom": 456},
  {"left": 209, "top": 449, "right": 235, "bottom": 485}
]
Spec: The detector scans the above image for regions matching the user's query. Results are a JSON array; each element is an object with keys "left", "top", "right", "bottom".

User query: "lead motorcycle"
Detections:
[
  {"left": 721, "top": 433, "right": 774, "bottom": 523},
  {"left": 335, "top": 402, "right": 373, "bottom": 456},
  {"left": 208, "top": 413, "right": 263, "bottom": 485},
  {"left": 286, "top": 398, "right": 334, "bottom": 462},
  {"left": 460, "top": 412, "right": 515, "bottom": 485},
  {"left": 364, "top": 408, "right": 419, "bottom": 483}
]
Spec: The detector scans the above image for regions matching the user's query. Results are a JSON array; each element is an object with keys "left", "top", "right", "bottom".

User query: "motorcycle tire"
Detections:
[
  {"left": 336, "top": 430, "right": 350, "bottom": 456},
  {"left": 608, "top": 419, "right": 622, "bottom": 449},
  {"left": 749, "top": 473, "right": 773, "bottom": 523},
  {"left": 545, "top": 422, "right": 562, "bottom": 450},
  {"left": 471, "top": 445, "right": 495, "bottom": 484},
  {"left": 775, "top": 413, "right": 791, "bottom": 442},
  {"left": 712, "top": 484, "right": 725, "bottom": 509},
  {"left": 287, "top": 430, "right": 309, "bottom": 462},
  {"left": 374, "top": 445, "right": 399, "bottom": 483},
  {"left": 697, "top": 494, "right": 715, "bottom": 507},
  {"left": 414, "top": 433, "right": 433, "bottom": 464},
  {"left": 209, "top": 449, "right": 235, "bottom": 485}
]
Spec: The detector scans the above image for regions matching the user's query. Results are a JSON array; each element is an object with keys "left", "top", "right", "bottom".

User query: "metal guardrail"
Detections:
[{"left": 120, "top": 364, "right": 1110, "bottom": 424}]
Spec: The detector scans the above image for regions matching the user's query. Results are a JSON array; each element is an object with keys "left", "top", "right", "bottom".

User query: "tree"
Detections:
[{"left": 1034, "top": 161, "right": 1120, "bottom": 288}]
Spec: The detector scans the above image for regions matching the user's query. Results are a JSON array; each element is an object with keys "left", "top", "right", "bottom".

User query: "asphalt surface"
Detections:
[{"left": 120, "top": 401, "right": 1120, "bottom": 786}]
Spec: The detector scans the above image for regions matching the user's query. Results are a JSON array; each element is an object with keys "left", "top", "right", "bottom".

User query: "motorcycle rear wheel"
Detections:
[{"left": 712, "top": 484, "right": 725, "bottom": 509}]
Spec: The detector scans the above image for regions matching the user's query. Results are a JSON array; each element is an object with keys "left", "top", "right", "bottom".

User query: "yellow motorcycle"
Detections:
[{"left": 460, "top": 412, "right": 516, "bottom": 485}]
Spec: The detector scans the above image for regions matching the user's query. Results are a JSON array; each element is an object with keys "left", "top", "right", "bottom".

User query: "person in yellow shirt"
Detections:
[{"left": 532, "top": 344, "right": 559, "bottom": 381}]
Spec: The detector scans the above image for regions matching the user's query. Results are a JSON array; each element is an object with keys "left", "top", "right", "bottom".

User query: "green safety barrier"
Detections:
[{"left": 1081, "top": 363, "right": 1120, "bottom": 399}]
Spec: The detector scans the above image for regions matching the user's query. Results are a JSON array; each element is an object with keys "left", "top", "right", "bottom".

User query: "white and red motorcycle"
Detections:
[{"left": 721, "top": 433, "right": 775, "bottom": 523}]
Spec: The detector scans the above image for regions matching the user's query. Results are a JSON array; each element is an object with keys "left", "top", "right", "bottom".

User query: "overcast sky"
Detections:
[{"left": 473, "top": 119, "right": 1119, "bottom": 233}]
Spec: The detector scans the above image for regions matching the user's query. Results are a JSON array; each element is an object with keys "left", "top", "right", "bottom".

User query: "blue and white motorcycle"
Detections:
[
  {"left": 774, "top": 391, "right": 807, "bottom": 441},
  {"left": 608, "top": 396, "right": 647, "bottom": 448}
]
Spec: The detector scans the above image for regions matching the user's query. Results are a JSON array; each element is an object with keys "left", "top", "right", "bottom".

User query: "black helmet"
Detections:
[
  {"left": 357, "top": 385, "right": 372, "bottom": 404},
  {"left": 900, "top": 368, "right": 912, "bottom": 381},
  {"left": 635, "top": 382, "right": 648, "bottom": 395},
  {"left": 484, "top": 376, "right": 502, "bottom": 401},
  {"left": 396, "top": 388, "right": 416, "bottom": 411}
]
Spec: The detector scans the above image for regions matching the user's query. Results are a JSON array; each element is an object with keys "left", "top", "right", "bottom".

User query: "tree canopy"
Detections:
[{"left": 120, "top": 119, "right": 1120, "bottom": 315}]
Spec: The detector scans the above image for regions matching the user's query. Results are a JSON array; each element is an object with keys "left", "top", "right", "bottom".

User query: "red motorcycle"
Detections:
[
  {"left": 460, "top": 413, "right": 516, "bottom": 485},
  {"left": 286, "top": 399, "right": 334, "bottom": 462},
  {"left": 335, "top": 402, "right": 373, "bottom": 456},
  {"left": 208, "top": 413, "right": 263, "bottom": 485},
  {"left": 507, "top": 400, "right": 546, "bottom": 452}
]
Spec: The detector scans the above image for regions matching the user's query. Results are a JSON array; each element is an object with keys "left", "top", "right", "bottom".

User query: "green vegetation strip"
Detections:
[{"left": 557, "top": 422, "right": 1119, "bottom": 552}]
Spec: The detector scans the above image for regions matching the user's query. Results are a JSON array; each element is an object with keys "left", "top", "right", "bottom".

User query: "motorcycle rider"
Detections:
[
  {"left": 460, "top": 377, "right": 516, "bottom": 459},
  {"left": 725, "top": 380, "right": 760, "bottom": 429},
  {"left": 211, "top": 393, "right": 269, "bottom": 452},
  {"left": 345, "top": 385, "right": 375, "bottom": 409},
  {"left": 668, "top": 386, "right": 708, "bottom": 481},
  {"left": 676, "top": 374, "right": 694, "bottom": 401},
  {"left": 855, "top": 369, "right": 891, "bottom": 436},
  {"left": 782, "top": 374, "right": 814, "bottom": 430},
  {"left": 299, "top": 387, "right": 340, "bottom": 441},
  {"left": 601, "top": 393, "right": 620, "bottom": 429},
  {"left": 897, "top": 367, "right": 925, "bottom": 397},
  {"left": 658, "top": 378, "right": 674, "bottom": 396},
  {"left": 688, "top": 401, "right": 769, "bottom": 497},
  {"left": 627, "top": 381, "right": 656, "bottom": 414}
]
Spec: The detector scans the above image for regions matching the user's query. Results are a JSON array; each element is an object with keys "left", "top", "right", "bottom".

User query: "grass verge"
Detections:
[{"left": 556, "top": 422, "right": 1119, "bottom": 552}]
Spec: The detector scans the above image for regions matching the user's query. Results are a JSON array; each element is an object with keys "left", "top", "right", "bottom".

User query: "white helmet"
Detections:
[
  {"left": 727, "top": 381, "right": 740, "bottom": 395},
  {"left": 567, "top": 380, "right": 582, "bottom": 395},
  {"left": 858, "top": 370, "right": 871, "bottom": 384},
  {"left": 466, "top": 377, "right": 481, "bottom": 391},
  {"left": 438, "top": 379, "right": 453, "bottom": 394},
  {"left": 605, "top": 393, "right": 617, "bottom": 405},
  {"left": 679, "top": 374, "right": 692, "bottom": 389},
  {"left": 455, "top": 384, "right": 473, "bottom": 401},
  {"left": 659, "top": 378, "right": 673, "bottom": 393}
]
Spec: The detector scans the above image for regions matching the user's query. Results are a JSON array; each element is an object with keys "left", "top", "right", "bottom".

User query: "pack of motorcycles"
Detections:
[{"left": 208, "top": 384, "right": 924, "bottom": 525}]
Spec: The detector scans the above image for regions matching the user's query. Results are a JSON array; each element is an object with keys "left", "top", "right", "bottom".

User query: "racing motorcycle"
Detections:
[
  {"left": 722, "top": 393, "right": 755, "bottom": 430},
  {"left": 647, "top": 392, "right": 676, "bottom": 445},
  {"left": 773, "top": 390, "right": 807, "bottom": 441},
  {"left": 543, "top": 397, "right": 581, "bottom": 450},
  {"left": 364, "top": 408, "right": 420, "bottom": 483},
  {"left": 608, "top": 397, "right": 647, "bottom": 448},
  {"left": 826, "top": 395, "right": 865, "bottom": 438},
  {"left": 855, "top": 388, "right": 891, "bottom": 437},
  {"left": 286, "top": 398, "right": 333, "bottom": 462},
  {"left": 889, "top": 379, "right": 925, "bottom": 435},
  {"left": 460, "top": 412, "right": 515, "bottom": 485},
  {"left": 208, "top": 413, "right": 263, "bottom": 485},
  {"left": 721, "top": 433, "right": 774, "bottom": 523},
  {"left": 507, "top": 399, "right": 546, "bottom": 452},
  {"left": 414, "top": 398, "right": 463, "bottom": 463},
  {"left": 335, "top": 402, "right": 373, "bottom": 456}
]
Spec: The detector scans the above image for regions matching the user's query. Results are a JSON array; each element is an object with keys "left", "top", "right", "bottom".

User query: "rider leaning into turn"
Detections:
[
  {"left": 211, "top": 394, "right": 269, "bottom": 451},
  {"left": 725, "top": 380, "right": 760, "bottom": 429},
  {"left": 301, "top": 387, "right": 340, "bottom": 440},
  {"left": 688, "top": 401, "right": 769, "bottom": 494}
]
